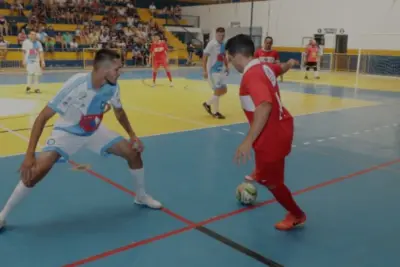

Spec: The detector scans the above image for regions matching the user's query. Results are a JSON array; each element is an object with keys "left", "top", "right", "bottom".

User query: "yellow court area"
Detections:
[
  {"left": 281, "top": 70, "right": 400, "bottom": 92},
  {"left": 0, "top": 73, "right": 380, "bottom": 157}
]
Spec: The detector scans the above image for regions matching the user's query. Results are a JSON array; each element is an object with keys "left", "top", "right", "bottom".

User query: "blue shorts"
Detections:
[{"left": 208, "top": 72, "right": 227, "bottom": 90}]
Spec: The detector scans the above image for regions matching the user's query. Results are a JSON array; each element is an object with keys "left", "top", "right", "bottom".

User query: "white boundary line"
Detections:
[{"left": 0, "top": 103, "right": 382, "bottom": 158}]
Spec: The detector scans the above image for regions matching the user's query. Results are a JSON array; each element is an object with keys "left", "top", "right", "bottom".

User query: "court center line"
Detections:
[{"left": 62, "top": 157, "right": 400, "bottom": 266}]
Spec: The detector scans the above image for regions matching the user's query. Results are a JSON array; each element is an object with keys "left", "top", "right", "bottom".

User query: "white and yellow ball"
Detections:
[{"left": 236, "top": 182, "right": 257, "bottom": 205}]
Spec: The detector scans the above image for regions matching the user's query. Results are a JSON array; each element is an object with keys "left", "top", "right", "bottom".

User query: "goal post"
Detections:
[{"left": 355, "top": 33, "right": 400, "bottom": 88}]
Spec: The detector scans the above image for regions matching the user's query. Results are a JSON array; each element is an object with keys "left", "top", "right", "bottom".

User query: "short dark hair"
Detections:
[
  {"left": 216, "top": 27, "right": 225, "bottom": 33},
  {"left": 93, "top": 49, "right": 121, "bottom": 69},
  {"left": 225, "top": 34, "right": 255, "bottom": 57},
  {"left": 265, "top": 36, "right": 273, "bottom": 43}
]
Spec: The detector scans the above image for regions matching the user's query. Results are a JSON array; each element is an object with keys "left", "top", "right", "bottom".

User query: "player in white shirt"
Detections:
[
  {"left": 202, "top": 27, "right": 229, "bottom": 119},
  {"left": 0, "top": 49, "right": 162, "bottom": 230},
  {"left": 22, "top": 31, "right": 45, "bottom": 94}
]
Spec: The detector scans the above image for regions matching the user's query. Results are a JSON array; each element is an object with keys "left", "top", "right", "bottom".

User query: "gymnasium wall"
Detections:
[{"left": 181, "top": 0, "right": 400, "bottom": 52}]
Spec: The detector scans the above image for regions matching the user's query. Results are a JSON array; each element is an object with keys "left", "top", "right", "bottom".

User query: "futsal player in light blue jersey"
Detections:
[
  {"left": 22, "top": 31, "right": 45, "bottom": 94},
  {"left": 202, "top": 27, "right": 229, "bottom": 119},
  {"left": 0, "top": 49, "right": 162, "bottom": 230}
]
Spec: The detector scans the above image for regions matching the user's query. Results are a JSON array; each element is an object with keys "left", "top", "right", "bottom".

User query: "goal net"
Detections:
[{"left": 355, "top": 33, "right": 400, "bottom": 89}]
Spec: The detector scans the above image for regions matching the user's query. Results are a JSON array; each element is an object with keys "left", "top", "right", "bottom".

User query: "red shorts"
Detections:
[
  {"left": 153, "top": 60, "right": 168, "bottom": 68},
  {"left": 254, "top": 153, "right": 285, "bottom": 187}
]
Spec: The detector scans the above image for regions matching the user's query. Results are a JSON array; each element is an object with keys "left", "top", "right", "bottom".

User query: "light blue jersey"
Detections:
[
  {"left": 204, "top": 39, "right": 226, "bottom": 74},
  {"left": 47, "top": 72, "right": 121, "bottom": 137}
]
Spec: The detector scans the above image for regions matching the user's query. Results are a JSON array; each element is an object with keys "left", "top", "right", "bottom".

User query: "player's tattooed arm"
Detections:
[
  {"left": 26, "top": 106, "right": 56, "bottom": 157},
  {"left": 113, "top": 107, "right": 136, "bottom": 139}
]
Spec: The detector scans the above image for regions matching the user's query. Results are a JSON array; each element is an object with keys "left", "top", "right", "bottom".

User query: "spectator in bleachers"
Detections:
[
  {"left": 174, "top": 5, "right": 182, "bottom": 19},
  {"left": 37, "top": 27, "right": 48, "bottom": 45},
  {"left": 17, "top": 29, "right": 27, "bottom": 45},
  {"left": 44, "top": 36, "right": 55, "bottom": 52},
  {"left": 69, "top": 37, "right": 78, "bottom": 51},
  {"left": 62, "top": 31, "right": 72, "bottom": 50},
  {"left": 46, "top": 25, "right": 56, "bottom": 39},
  {"left": 10, "top": 0, "right": 24, "bottom": 16},
  {"left": 0, "top": 15, "right": 8, "bottom": 36},
  {"left": 149, "top": 2, "right": 156, "bottom": 16}
]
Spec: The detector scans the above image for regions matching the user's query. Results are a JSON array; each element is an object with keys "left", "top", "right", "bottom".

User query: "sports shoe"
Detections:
[
  {"left": 275, "top": 213, "right": 306, "bottom": 231},
  {"left": 134, "top": 194, "right": 163, "bottom": 209}
]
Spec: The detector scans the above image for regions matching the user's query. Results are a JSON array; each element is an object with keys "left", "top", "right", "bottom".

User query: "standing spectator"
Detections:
[
  {"left": 0, "top": 16, "right": 8, "bottom": 36},
  {"left": 149, "top": 2, "right": 156, "bottom": 16}
]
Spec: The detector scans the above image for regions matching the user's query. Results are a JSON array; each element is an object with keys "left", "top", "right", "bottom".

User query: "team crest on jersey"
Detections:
[
  {"left": 47, "top": 139, "right": 56, "bottom": 145},
  {"left": 79, "top": 114, "right": 104, "bottom": 132},
  {"left": 217, "top": 53, "right": 225, "bottom": 62},
  {"left": 262, "top": 65, "right": 277, "bottom": 86}
]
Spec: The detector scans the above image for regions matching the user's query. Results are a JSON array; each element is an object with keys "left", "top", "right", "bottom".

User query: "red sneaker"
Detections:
[{"left": 275, "top": 213, "right": 306, "bottom": 231}]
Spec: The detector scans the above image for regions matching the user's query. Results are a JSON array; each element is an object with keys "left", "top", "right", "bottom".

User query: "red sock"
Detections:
[
  {"left": 269, "top": 184, "right": 304, "bottom": 217},
  {"left": 166, "top": 71, "right": 172, "bottom": 82},
  {"left": 152, "top": 72, "right": 157, "bottom": 83}
]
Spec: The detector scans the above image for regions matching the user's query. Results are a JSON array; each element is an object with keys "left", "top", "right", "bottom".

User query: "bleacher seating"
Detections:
[{"left": 0, "top": 1, "right": 198, "bottom": 67}]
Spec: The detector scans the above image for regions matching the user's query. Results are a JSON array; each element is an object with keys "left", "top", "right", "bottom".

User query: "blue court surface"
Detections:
[{"left": 0, "top": 67, "right": 400, "bottom": 267}]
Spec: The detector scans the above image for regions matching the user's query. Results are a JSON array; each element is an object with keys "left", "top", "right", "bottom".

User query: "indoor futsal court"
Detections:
[{"left": 0, "top": 66, "right": 399, "bottom": 267}]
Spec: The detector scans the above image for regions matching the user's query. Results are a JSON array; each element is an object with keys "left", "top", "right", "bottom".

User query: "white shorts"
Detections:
[
  {"left": 208, "top": 72, "right": 227, "bottom": 90},
  {"left": 42, "top": 124, "right": 125, "bottom": 161},
  {"left": 26, "top": 61, "right": 42, "bottom": 75}
]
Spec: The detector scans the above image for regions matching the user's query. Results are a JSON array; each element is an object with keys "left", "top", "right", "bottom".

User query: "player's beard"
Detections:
[{"left": 106, "top": 76, "right": 117, "bottom": 86}]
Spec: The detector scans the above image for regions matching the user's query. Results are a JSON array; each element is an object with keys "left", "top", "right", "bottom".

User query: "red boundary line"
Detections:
[{"left": 63, "top": 158, "right": 400, "bottom": 267}]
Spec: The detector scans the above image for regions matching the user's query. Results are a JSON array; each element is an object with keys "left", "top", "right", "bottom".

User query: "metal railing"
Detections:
[{"left": 0, "top": 48, "right": 191, "bottom": 71}]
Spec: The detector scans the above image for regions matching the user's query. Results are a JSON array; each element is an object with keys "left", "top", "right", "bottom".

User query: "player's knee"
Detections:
[
  {"left": 214, "top": 88, "right": 227, "bottom": 96},
  {"left": 126, "top": 149, "right": 143, "bottom": 169},
  {"left": 21, "top": 165, "right": 53, "bottom": 188}
]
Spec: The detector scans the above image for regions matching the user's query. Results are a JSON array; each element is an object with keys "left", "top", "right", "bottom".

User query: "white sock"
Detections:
[
  {"left": 0, "top": 181, "right": 31, "bottom": 220},
  {"left": 213, "top": 96, "right": 220, "bottom": 113},
  {"left": 34, "top": 75, "right": 40, "bottom": 89},
  {"left": 27, "top": 74, "right": 33, "bottom": 87},
  {"left": 129, "top": 168, "right": 146, "bottom": 198},
  {"left": 314, "top": 71, "right": 319, "bottom": 77},
  {"left": 206, "top": 95, "right": 218, "bottom": 105}
]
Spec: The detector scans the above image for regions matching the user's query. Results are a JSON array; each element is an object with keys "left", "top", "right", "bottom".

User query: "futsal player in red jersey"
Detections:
[
  {"left": 304, "top": 39, "right": 320, "bottom": 79},
  {"left": 225, "top": 34, "right": 306, "bottom": 231},
  {"left": 254, "top": 36, "right": 283, "bottom": 82},
  {"left": 150, "top": 34, "right": 173, "bottom": 87}
]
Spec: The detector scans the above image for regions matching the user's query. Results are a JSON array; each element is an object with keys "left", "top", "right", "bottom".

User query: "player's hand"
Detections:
[
  {"left": 22, "top": 61, "right": 26, "bottom": 67},
  {"left": 41, "top": 61, "right": 46, "bottom": 69},
  {"left": 234, "top": 139, "right": 253, "bottom": 165},
  {"left": 225, "top": 67, "right": 230, "bottom": 76},
  {"left": 19, "top": 155, "right": 36, "bottom": 182},
  {"left": 287, "top": 59, "right": 299, "bottom": 67},
  {"left": 203, "top": 71, "right": 208, "bottom": 79},
  {"left": 130, "top": 136, "right": 144, "bottom": 153}
]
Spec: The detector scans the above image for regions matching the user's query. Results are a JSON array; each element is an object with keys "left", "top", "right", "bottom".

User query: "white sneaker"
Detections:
[
  {"left": 152, "top": 83, "right": 156, "bottom": 87},
  {"left": 135, "top": 195, "right": 162, "bottom": 209},
  {"left": 0, "top": 219, "right": 5, "bottom": 230},
  {"left": 169, "top": 82, "right": 174, "bottom": 87}
]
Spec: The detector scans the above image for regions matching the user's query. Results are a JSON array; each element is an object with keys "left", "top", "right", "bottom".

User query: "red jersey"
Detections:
[
  {"left": 306, "top": 46, "right": 318, "bottom": 62},
  {"left": 239, "top": 59, "right": 294, "bottom": 161},
  {"left": 150, "top": 41, "right": 168, "bottom": 62},
  {"left": 254, "top": 49, "right": 279, "bottom": 63}
]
